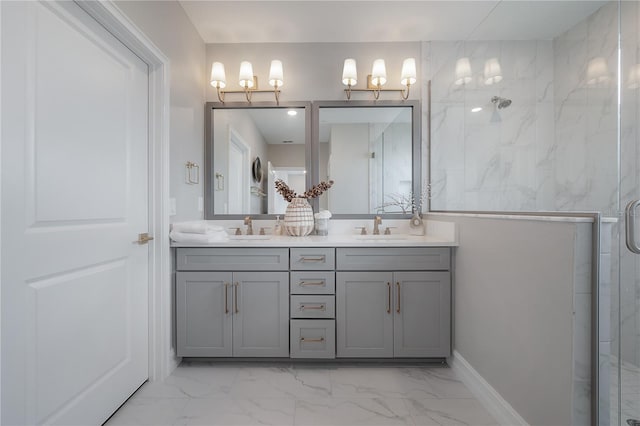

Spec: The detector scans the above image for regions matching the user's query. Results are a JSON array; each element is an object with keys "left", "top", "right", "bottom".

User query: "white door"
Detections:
[{"left": 1, "top": 1, "right": 149, "bottom": 425}]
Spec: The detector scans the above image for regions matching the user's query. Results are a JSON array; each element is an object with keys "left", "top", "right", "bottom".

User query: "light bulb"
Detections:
[
  {"left": 342, "top": 58, "right": 357, "bottom": 86},
  {"left": 401, "top": 58, "right": 417, "bottom": 86},
  {"left": 239, "top": 61, "right": 254, "bottom": 88},
  {"left": 210, "top": 62, "right": 226, "bottom": 89},
  {"left": 371, "top": 59, "right": 387, "bottom": 86},
  {"left": 269, "top": 59, "right": 284, "bottom": 88}
]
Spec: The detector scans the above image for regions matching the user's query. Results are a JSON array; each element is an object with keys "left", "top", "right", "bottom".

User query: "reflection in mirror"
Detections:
[
  {"left": 315, "top": 102, "right": 419, "bottom": 216},
  {"left": 206, "top": 103, "right": 309, "bottom": 217}
]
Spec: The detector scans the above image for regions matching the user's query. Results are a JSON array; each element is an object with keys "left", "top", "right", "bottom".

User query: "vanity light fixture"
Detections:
[
  {"left": 484, "top": 58, "right": 503, "bottom": 85},
  {"left": 342, "top": 57, "right": 417, "bottom": 101},
  {"left": 210, "top": 59, "right": 284, "bottom": 105}
]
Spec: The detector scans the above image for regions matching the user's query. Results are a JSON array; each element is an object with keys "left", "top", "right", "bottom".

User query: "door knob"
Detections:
[{"left": 134, "top": 233, "right": 154, "bottom": 245}]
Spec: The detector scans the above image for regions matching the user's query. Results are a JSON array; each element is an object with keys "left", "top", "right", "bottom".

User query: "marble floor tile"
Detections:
[
  {"left": 395, "top": 367, "right": 474, "bottom": 399},
  {"left": 105, "top": 397, "right": 188, "bottom": 426},
  {"left": 108, "top": 363, "right": 498, "bottom": 426},
  {"left": 180, "top": 397, "right": 295, "bottom": 426},
  {"left": 294, "top": 398, "right": 415, "bottom": 426},
  {"left": 228, "top": 365, "right": 332, "bottom": 400},
  {"left": 329, "top": 367, "right": 408, "bottom": 398},
  {"left": 405, "top": 398, "right": 499, "bottom": 426}
]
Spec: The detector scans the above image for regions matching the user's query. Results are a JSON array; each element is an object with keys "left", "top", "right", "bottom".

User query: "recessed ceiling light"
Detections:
[
  {"left": 471, "top": 107, "right": 483, "bottom": 113},
  {"left": 282, "top": 140, "right": 293, "bottom": 144},
  {"left": 287, "top": 110, "right": 297, "bottom": 116}
]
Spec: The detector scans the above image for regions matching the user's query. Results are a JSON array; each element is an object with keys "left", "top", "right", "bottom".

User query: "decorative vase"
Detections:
[{"left": 284, "top": 197, "right": 314, "bottom": 236}]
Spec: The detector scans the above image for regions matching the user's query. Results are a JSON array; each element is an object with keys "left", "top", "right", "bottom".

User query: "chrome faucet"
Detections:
[
  {"left": 373, "top": 216, "right": 382, "bottom": 235},
  {"left": 244, "top": 216, "right": 253, "bottom": 235}
]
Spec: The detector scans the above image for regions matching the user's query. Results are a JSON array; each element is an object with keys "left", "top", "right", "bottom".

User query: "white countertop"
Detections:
[{"left": 170, "top": 233, "right": 458, "bottom": 248}]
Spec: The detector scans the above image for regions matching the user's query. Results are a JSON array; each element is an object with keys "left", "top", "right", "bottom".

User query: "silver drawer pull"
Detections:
[
  {"left": 300, "top": 337, "right": 325, "bottom": 343},
  {"left": 299, "top": 256, "right": 325, "bottom": 262},
  {"left": 299, "top": 281, "right": 326, "bottom": 286},
  {"left": 300, "top": 304, "right": 326, "bottom": 311}
]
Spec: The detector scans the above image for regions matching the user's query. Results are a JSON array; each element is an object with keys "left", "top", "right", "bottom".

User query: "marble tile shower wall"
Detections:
[
  {"left": 428, "top": 39, "right": 555, "bottom": 211},
  {"left": 428, "top": 3, "right": 619, "bottom": 214}
]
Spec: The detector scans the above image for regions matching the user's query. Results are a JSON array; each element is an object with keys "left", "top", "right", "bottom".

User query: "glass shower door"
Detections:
[{"left": 618, "top": 1, "right": 640, "bottom": 424}]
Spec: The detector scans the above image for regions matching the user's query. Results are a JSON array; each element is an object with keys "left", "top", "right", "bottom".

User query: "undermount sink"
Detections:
[
  {"left": 228, "top": 235, "right": 272, "bottom": 240},
  {"left": 353, "top": 234, "right": 408, "bottom": 241}
]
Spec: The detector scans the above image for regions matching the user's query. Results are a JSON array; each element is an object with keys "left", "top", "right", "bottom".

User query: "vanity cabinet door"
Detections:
[
  {"left": 393, "top": 271, "right": 451, "bottom": 357},
  {"left": 232, "top": 271, "right": 290, "bottom": 357},
  {"left": 176, "top": 272, "right": 232, "bottom": 357},
  {"left": 336, "top": 272, "right": 394, "bottom": 357}
]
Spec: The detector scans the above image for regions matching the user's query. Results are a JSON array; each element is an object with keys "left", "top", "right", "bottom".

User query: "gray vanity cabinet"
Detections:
[
  {"left": 336, "top": 272, "right": 394, "bottom": 357},
  {"left": 336, "top": 247, "right": 451, "bottom": 358},
  {"left": 176, "top": 248, "right": 289, "bottom": 358}
]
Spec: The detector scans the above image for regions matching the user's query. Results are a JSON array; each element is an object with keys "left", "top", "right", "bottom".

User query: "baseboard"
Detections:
[{"left": 449, "top": 350, "right": 529, "bottom": 426}]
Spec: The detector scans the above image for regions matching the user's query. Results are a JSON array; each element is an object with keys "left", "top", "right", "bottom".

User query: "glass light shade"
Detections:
[
  {"left": 269, "top": 59, "right": 284, "bottom": 88},
  {"left": 586, "top": 57, "right": 610, "bottom": 86},
  {"left": 342, "top": 58, "right": 357, "bottom": 86},
  {"left": 400, "top": 58, "right": 417, "bottom": 86},
  {"left": 371, "top": 59, "right": 387, "bottom": 86},
  {"left": 628, "top": 63, "right": 640, "bottom": 89},
  {"left": 484, "top": 58, "right": 502, "bottom": 85},
  {"left": 210, "top": 62, "right": 226, "bottom": 89},
  {"left": 454, "top": 57, "right": 472, "bottom": 86},
  {"left": 238, "top": 61, "right": 254, "bottom": 88}
]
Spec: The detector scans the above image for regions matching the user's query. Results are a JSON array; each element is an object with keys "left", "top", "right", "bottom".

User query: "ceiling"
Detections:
[{"left": 180, "top": 1, "right": 607, "bottom": 44}]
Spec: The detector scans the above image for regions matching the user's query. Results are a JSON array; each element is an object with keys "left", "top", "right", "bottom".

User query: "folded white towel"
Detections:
[
  {"left": 170, "top": 230, "right": 229, "bottom": 243},
  {"left": 171, "top": 221, "right": 225, "bottom": 234}
]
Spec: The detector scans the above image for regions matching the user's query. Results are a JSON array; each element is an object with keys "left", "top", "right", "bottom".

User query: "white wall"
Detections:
[
  {"left": 115, "top": 1, "right": 206, "bottom": 222},
  {"left": 429, "top": 213, "right": 593, "bottom": 426}
]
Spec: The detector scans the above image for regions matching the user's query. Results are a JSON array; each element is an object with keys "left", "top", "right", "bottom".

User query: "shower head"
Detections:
[{"left": 491, "top": 96, "right": 512, "bottom": 109}]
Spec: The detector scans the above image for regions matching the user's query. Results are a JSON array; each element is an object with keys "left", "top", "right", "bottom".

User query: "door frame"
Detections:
[{"left": 72, "top": 1, "right": 174, "bottom": 382}]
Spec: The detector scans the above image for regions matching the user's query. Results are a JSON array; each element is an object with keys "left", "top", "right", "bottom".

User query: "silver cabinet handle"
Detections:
[
  {"left": 626, "top": 200, "right": 640, "bottom": 254},
  {"left": 396, "top": 282, "right": 401, "bottom": 313},
  {"left": 299, "top": 281, "right": 325, "bottom": 286},
  {"left": 300, "top": 337, "right": 324, "bottom": 343},
  {"left": 234, "top": 282, "right": 239, "bottom": 313},
  {"left": 300, "top": 304, "right": 326, "bottom": 311},
  {"left": 387, "top": 282, "right": 391, "bottom": 314},
  {"left": 299, "top": 256, "right": 325, "bottom": 262},
  {"left": 224, "top": 283, "right": 229, "bottom": 314}
]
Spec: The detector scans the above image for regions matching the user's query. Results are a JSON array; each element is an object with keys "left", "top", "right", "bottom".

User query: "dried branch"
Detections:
[{"left": 274, "top": 179, "right": 335, "bottom": 202}]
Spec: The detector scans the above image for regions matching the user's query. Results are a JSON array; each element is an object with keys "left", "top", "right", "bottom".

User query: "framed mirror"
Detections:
[
  {"left": 205, "top": 101, "right": 311, "bottom": 218},
  {"left": 311, "top": 100, "right": 421, "bottom": 217}
]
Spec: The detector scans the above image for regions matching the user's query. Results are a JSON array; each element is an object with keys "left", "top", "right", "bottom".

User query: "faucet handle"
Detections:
[
  {"left": 228, "top": 227, "right": 242, "bottom": 236},
  {"left": 354, "top": 226, "right": 367, "bottom": 235},
  {"left": 259, "top": 227, "right": 271, "bottom": 235},
  {"left": 244, "top": 216, "right": 252, "bottom": 225},
  {"left": 384, "top": 226, "right": 396, "bottom": 235}
]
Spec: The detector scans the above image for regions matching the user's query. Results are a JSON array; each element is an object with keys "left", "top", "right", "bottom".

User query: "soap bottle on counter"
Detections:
[{"left": 274, "top": 215, "right": 282, "bottom": 235}]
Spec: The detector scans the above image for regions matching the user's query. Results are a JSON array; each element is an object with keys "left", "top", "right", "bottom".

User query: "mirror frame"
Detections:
[
  {"left": 311, "top": 100, "right": 422, "bottom": 218},
  {"left": 204, "top": 101, "right": 312, "bottom": 219}
]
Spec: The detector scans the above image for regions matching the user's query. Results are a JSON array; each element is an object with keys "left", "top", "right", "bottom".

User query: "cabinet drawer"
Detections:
[
  {"left": 290, "top": 248, "right": 335, "bottom": 270},
  {"left": 290, "top": 295, "right": 335, "bottom": 319},
  {"left": 336, "top": 247, "right": 450, "bottom": 271},
  {"left": 176, "top": 248, "right": 289, "bottom": 271},
  {"left": 290, "top": 319, "right": 336, "bottom": 359},
  {"left": 290, "top": 272, "right": 335, "bottom": 294}
]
